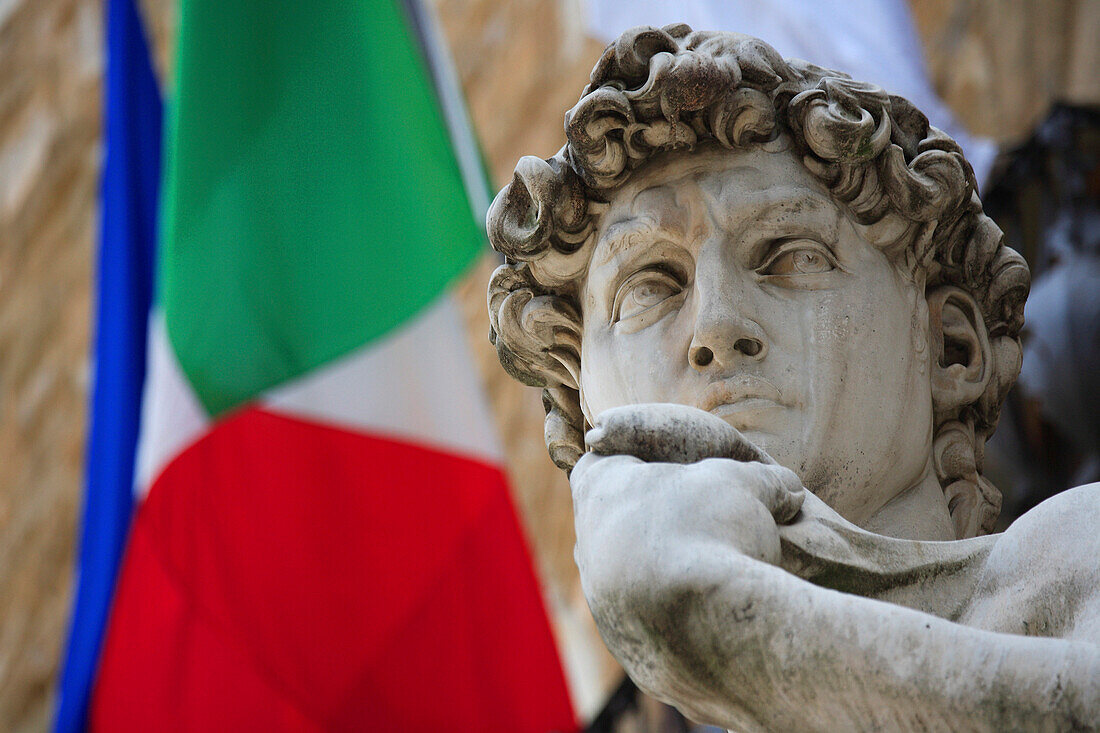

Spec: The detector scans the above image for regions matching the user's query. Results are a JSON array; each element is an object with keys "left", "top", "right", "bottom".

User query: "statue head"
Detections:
[{"left": 486, "top": 25, "right": 1029, "bottom": 538}]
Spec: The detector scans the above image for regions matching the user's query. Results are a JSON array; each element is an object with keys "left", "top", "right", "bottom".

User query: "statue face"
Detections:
[{"left": 578, "top": 145, "right": 935, "bottom": 523}]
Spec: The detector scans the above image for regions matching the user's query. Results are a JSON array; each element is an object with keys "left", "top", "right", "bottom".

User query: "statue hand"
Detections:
[
  {"left": 579, "top": 401, "right": 804, "bottom": 538},
  {"left": 570, "top": 404, "right": 804, "bottom": 621},
  {"left": 569, "top": 404, "right": 808, "bottom": 718},
  {"left": 585, "top": 402, "right": 780, "bottom": 467}
]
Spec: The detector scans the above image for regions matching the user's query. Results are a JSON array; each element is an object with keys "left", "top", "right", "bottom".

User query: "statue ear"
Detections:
[{"left": 928, "top": 286, "right": 992, "bottom": 411}]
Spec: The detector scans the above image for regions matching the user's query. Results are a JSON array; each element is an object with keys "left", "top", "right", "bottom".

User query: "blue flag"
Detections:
[{"left": 54, "top": 0, "right": 162, "bottom": 729}]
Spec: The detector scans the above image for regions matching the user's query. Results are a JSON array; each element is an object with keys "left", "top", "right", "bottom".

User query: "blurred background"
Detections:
[{"left": 2, "top": 0, "right": 1099, "bottom": 730}]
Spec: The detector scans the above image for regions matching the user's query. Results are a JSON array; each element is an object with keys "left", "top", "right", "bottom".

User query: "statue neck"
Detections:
[{"left": 860, "top": 458, "right": 956, "bottom": 540}]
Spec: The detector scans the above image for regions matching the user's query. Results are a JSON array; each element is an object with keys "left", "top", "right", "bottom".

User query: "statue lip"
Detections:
[{"left": 698, "top": 375, "right": 785, "bottom": 414}]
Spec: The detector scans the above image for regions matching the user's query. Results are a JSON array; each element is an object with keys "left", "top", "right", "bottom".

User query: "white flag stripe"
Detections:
[
  {"left": 134, "top": 311, "right": 210, "bottom": 499},
  {"left": 584, "top": 0, "right": 997, "bottom": 187},
  {"left": 263, "top": 293, "right": 504, "bottom": 466}
]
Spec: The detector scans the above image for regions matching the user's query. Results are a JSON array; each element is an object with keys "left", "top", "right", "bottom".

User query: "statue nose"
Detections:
[
  {"left": 688, "top": 241, "right": 770, "bottom": 370},
  {"left": 689, "top": 335, "right": 766, "bottom": 369},
  {"left": 688, "top": 295, "right": 768, "bottom": 370}
]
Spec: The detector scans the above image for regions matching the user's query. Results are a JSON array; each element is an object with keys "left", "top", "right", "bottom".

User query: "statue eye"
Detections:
[
  {"left": 758, "top": 241, "right": 837, "bottom": 277},
  {"left": 614, "top": 270, "right": 683, "bottom": 323}
]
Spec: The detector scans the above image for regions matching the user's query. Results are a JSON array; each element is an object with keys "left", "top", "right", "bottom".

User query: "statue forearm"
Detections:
[
  {"left": 572, "top": 408, "right": 1100, "bottom": 729},
  {"left": 594, "top": 545, "right": 1100, "bottom": 731}
]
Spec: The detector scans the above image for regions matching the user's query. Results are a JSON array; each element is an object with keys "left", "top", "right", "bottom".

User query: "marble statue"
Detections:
[{"left": 485, "top": 25, "right": 1100, "bottom": 731}]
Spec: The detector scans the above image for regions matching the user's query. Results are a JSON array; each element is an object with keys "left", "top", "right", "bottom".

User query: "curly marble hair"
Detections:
[{"left": 486, "top": 25, "right": 1029, "bottom": 538}]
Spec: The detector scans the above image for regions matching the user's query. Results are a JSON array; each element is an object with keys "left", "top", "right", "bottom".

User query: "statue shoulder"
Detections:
[
  {"left": 963, "top": 483, "right": 1100, "bottom": 640},
  {"left": 992, "top": 482, "right": 1100, "bottom": 569}
]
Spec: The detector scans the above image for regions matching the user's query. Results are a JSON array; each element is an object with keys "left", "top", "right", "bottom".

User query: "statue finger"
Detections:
[
  {"left": 758, "top": 463, "right": 805, "bottom": 524},
  {"left": 588, "top": 402, "right": 774, "bottom": 464},
  {"left": 697, "top": 459, "right": 805, "bottom": 525}
]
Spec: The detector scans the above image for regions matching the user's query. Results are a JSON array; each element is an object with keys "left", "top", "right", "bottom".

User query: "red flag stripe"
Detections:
[{"left": 93, "top": 408, "right": 577, "bottom": 731}]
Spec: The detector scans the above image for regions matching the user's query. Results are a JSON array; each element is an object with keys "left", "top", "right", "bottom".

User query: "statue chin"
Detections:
[{"left": 487, "top": 23, "right": 1099, "bottom": 731}]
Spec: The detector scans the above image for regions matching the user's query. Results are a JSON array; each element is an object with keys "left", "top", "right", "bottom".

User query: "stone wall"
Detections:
[
  {"left": 0, "top": 1, "right": 100, "bottom": 729},
  {"left": 911, "top": 0, "right": 1100, "bottom": 142},
  {"left": 0, "top": 1, "right": 1096, "bottom": 730}
]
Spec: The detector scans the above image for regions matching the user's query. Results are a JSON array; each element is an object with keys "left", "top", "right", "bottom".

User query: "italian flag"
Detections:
[{"left": 83, "top": 0, "right": 577, "bottom": 729}]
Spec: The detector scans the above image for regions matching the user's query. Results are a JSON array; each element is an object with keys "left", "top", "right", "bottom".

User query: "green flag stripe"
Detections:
[{"left": 160, "top": 0, "right": 484, "bottom": 416}]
